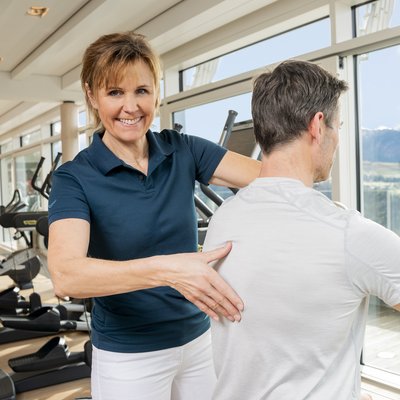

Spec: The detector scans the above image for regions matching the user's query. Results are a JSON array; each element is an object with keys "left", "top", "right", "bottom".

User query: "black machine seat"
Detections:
[{"left": 0, "top": 211, "right": 48, "bottom": 231}]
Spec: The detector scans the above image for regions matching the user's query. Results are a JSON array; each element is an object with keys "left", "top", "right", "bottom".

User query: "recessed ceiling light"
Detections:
[{"left": 26, "top": 6, "right": 49, "bottom": 17}]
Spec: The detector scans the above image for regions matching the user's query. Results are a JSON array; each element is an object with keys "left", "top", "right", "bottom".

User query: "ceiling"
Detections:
[{"left": 0, "top": 0, "right": 278, "bottom": 138}]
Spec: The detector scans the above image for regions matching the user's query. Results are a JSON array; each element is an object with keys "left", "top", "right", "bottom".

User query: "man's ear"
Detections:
[
  {"left": 309, "top": 112, "right": 324, "bottom": 144},
  {"left": 85, "top": 83, "right": 98, "bottom": 109}
]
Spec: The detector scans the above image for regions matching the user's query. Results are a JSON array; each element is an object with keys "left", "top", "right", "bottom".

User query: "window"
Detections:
[
  {"left": 79, "top": 132, "right": 88, "bottom": 150},
  {"left": 173, "top": 93, "right": 252, "bottom": 143},
  {"left": 0, "top": 141, "right": 12, "bottom": 154},
  {"left": 354, "top": 0, "right": 400, "bottom": 37},
  {"left": 174, "top": 99, "right": 254, "bottom": 213},
  {"left": 151, "top": 116, "right": 160, "bottom": 132},
  {"left": 0, "top": 156, "right": 14, "bottom": 243},
  {"left": 357, "top": 44, "right": 400, "bottom": 374},
  {"left": 160, "top": 78, "right": 164, "bottom": 100},
  {"left": 0, "top": 157, "right": 13, "bottom": 210},
  {"left": 51, "top": 141, "right": 62, "bottom": 163},
  {"left": 51, "top": 121, "right": 61, "bottom": 136},
  {"left": 21, "top": 129, "right": 41, "bottom": 147},
  {"left": 181, "top": 18, "right": 331, "bottom": 91},
  {"left": 78, "top": 111, "right": 87, "bottom": 128},
  {"left": 0, "top": 138, "right": 20, "bottom": 154},
  {"left": 314, "top": 180, "right": 332, "bottom": 199},
  {"left": 15, "top": 150, "right": 42, "bottom": 212}
]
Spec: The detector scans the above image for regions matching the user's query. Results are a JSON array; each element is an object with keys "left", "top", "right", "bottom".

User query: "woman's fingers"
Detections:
[
  {"left": 201, "top": 242, "right": 244, "bottom": 316},
  {"left": 202, "top": 241, "right": 232, "bottom": 263},
  {"left": 177, "top": 278, "right": 239, "bottom": 322},
  {"left": 191, "top": 298, "right": 224, "bottom": 322},
  {"left": 203, "top": 284, "right": 241, "bottom": 322},
  {"left": 205, "top": 270, "right": 243, "bottom": 320},
  {"left": 164, "top": 243, "right": 244, "bottom": 322}
]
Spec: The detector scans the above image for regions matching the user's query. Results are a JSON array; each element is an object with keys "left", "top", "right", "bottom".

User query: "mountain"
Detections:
[{"left": 362, "top": 128, "right": 400, "bottom": 162}]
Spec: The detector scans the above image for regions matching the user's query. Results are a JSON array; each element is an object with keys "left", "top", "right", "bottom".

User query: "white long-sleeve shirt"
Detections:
[{"left": 204, "top": 178, "right": 400, "bottom": 400}]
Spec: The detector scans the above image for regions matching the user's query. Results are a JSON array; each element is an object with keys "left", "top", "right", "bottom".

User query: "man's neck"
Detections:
[{"left": 259, "top": 140, "right": 314, "bottom": 187}]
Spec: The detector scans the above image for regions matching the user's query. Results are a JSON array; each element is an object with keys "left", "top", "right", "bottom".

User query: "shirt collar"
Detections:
[{"left": 88, "top": 130, "right": 175, "bottom": 175}]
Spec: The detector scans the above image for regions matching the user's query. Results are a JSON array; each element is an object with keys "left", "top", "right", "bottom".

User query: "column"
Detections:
[{"left": 60, "top": 101, "right": 79, "bottom": 162}]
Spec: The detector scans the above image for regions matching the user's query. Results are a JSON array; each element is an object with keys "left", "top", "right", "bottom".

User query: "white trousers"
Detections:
[{"left": 91, "top": 330, "right": 216, "bottom": 400}]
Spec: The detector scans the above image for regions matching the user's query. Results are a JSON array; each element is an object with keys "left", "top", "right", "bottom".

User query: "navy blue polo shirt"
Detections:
[{"left": 48, "top": 130, "right": 227, "bottom": 353}]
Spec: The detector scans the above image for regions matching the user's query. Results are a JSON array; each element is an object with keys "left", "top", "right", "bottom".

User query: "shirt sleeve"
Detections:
[
  {"left": 48, "top": 165, "right": 91, "bottom": 225},
  {"left": 181, "top": 134, "right": 227, "bottom": 185},
  {"left": 345, "top": 212, "right": 400, "bottom": 307}
]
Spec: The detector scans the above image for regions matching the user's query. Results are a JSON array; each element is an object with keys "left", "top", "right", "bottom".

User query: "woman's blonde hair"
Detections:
[{"left": 81, "top": 31, "right": 162, "bottom": 128}]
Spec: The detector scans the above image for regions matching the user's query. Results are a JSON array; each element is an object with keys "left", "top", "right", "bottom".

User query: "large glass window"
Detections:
[
  {"left": 51, "top": 121, "right": 61, "bottom": 136},
  {"left": 78, "top": 111, "right": 87, "bottom": 128},
  {"left": 79, "top": 133, "right": 88, "bottom": 151},
  {"left": 0, "top": 141, "right": 12, "bottom": 154},
  {"left": 181, "top": 18, "right": 331, "bottom": 91},
  {"left": 173, "top": 93, "right": 251, "bottom": 143},
  {"left": 160, "top": 78, "right": 164, "bottom": 100},
  {"left": 314, "top": 180, "right": 332, "bottom": 199},
  {"left": 15, "top": 150, "right": 42, "bottom": 212},
  {"left": 151, "top": 116, "right": 161, "bottom": 132},
  {"left": 357, "top": 44, "right": 400, "bottom": 374},
  {"left": 0, "top": 138, "right": 20, "bottom": 154},
  {"left": 0, "top": 156, "right": 14, "bottom": 243},
  {"left": 354, "top": 0, "right": 400, "bottom": 37},
  {"left": 51, "top": 141, "right": 62, "bottom": 163},
  {"left": 174, "top": 97, "right": 254, "bottom": 213},
  {"left": 0, "top": 157, "right": 14, "bottom": 210},
  {"left": 20, "top": 129, "right": 41, "bottom": 147}
]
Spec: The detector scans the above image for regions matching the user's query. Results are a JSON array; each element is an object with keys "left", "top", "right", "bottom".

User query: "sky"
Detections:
[{"left": 358, "top": 44, "right": 400, "bottom": 130}]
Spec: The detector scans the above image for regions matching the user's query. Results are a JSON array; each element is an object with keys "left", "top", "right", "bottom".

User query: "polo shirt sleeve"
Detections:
[
  {"left": 181, "top": 134, "right": 227, "bottom": 185},
  {"left": 48, "top": 165, "right": 91, "bottom": 225},
  {"left": 345, "top": 212, "right": 400, "bottom": 307}
]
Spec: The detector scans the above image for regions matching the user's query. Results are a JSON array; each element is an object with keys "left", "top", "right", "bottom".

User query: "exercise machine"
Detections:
[{"left": 0, "top": 337, "right": 91, "bottom": 399}]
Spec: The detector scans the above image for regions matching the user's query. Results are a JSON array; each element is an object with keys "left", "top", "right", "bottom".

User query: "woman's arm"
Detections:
[
  {"left": 48, "top": 218, "right": 243, "bottom": 322},
  {"left": 210, "top": 150, "right": 261, "bottom": 188}
]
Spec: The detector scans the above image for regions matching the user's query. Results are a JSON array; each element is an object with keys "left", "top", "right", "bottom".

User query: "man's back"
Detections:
[{"left": 205, "top": 177, "right": 400, "bottom": 400}]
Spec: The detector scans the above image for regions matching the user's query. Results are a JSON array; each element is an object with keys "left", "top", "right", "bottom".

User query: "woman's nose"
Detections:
[{"left": 122, "top": 94, "right": 138, "bottom": 113}]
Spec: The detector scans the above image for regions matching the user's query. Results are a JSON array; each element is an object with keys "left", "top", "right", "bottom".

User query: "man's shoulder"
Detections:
[
  {"left": 209, "top": 193, "right": 239, "bottom": 219},
  {"left": 346, "top": 209, "right": 396, "bottom": 239}
]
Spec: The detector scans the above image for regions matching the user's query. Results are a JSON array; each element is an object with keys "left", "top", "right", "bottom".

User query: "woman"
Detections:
[{"left": 47, "top": 31, "right": 260, "bottom": 400}]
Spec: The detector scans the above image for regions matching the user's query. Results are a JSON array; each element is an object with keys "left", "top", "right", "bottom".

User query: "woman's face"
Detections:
[{"left": 88, "top": 60, "right": 157, "bottom": 146}]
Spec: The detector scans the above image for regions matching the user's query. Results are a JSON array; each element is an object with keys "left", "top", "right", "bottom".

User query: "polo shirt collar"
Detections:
[
  {"left": 146, "top": 130, "right": 175, "bottom": 176},
  {"left": 88, "top": 130, "right": 175, "bottom": 175}
]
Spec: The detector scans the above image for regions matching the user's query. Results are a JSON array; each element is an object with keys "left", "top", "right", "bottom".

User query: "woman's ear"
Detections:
[{"left": 85, "top": 83, "right": 98, "bottom": 109}]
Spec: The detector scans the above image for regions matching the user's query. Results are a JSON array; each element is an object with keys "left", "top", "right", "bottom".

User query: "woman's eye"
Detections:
[
  {"left": 108, "top": 89, "right": 122, "bottom": 96},
  {"left": 137, "top": 88, "right": 148, "bottom": 95}
]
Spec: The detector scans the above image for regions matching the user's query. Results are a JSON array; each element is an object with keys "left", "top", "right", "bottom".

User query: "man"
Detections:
[{"left": 204, "top": 60, "right": 400, "bottom": 400}]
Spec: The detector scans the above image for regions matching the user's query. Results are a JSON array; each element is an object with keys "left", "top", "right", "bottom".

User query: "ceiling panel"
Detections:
[
  {"left": 0, "top": 0, "right": 281, "bottom": 137},
  {"left": 0, "top": 0, "right": 89, "bottom": 71},
  {"left": 0, "top": 99, "right": 19, "bottom": 116}
]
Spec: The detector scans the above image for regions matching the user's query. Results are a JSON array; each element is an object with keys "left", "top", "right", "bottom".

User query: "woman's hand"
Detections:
[{"left": 161, "top": 242, "right": 243, "bottom": 322}]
